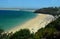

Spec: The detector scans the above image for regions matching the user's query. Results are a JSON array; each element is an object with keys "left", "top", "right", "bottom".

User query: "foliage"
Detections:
[
  {"left": 0, "top": 29, "right": 10, "bottom": 39},
  {"left": 9, "top": 29, "right": 34, "bottom": 39},
  {"left": 34, "top": 7, "right": 60, "bottom": 16},
  {"left": 0, "top": 17, "right": 60, "bottom": 39},
  {"left": 34, "top": 17, "right": 60, "bottom": 39}
]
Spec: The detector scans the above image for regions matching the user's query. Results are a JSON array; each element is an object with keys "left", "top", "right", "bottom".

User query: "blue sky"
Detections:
[{"left": 0, "top": 0, "right": 60, "bottom": 8}]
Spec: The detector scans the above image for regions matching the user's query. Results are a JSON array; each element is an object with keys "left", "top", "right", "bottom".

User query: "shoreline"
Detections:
[{"left": 6, "top": 13, "right": 54, "bottom": 33}]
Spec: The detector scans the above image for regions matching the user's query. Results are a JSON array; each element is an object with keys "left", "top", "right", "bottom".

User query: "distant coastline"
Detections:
[{"left": 0, "top": 8, "right": 36, "bottom": 12}]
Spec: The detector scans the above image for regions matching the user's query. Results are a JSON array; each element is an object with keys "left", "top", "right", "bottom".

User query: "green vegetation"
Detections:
[
  {"left": 9, "top": 29, "right": 34, "bottom": 39},
  {"left": 0, "top": 17, "right": 60, "bottom": 39},
  {"left": 34, "top": 7, "right": 60, "bottom": 16},
  {"left": 0, "top": 29, "right": 10, "bottom": 39},
  {"left": 34, "top": 17, "right": 60, "bottom": 39},
  {"left": 0, "top": 7, "right": 60, "bottom": 39}
]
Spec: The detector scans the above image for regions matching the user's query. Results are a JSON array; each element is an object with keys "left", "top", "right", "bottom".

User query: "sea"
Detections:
[{"left": 0, "top": 10, "right": 37, "bottom": 31}]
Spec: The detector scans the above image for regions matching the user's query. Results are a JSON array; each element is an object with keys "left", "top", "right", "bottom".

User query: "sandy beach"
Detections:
[{"left": 6, "top": 14, "right": 54, "bottom": 33}]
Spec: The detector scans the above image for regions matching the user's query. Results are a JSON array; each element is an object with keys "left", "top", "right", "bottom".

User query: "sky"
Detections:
[{"left": 0, "top": 0, "right": 60, "bottom": 8}]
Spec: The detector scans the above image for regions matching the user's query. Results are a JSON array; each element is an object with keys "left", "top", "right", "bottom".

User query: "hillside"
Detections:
[{"left": 34, "top": 7, "right": 60, "bottom": 16}]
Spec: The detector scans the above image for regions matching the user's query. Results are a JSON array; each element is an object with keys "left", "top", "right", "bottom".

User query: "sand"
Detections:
[{"left": 6, "top": 14, "right": 54, "bottom": 33}]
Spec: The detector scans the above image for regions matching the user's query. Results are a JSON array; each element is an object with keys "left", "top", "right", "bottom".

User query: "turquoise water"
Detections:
[{"left": 0, "top": 10, "right": 37, "bottom": 31}]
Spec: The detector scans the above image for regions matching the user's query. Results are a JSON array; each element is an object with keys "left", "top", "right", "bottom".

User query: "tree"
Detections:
[{"left": 10, "top": 29, "right": 33, "bottom": 39}]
